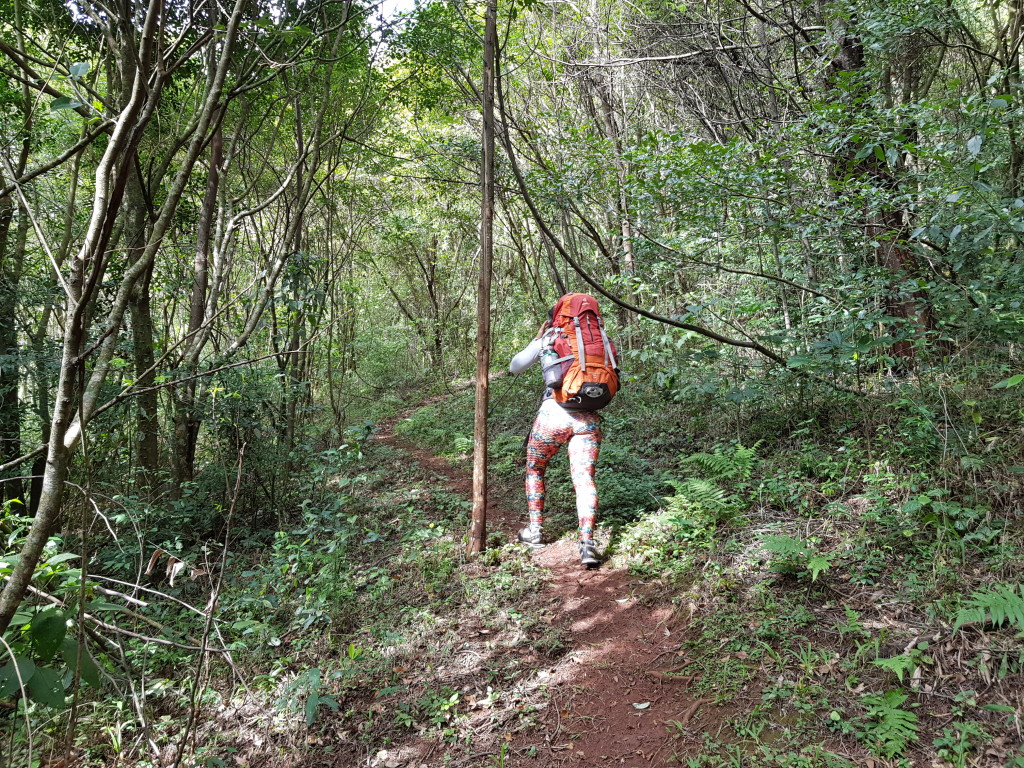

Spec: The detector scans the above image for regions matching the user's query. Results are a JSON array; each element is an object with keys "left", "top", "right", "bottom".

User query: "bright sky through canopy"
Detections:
[{"left": 379, "top": 0, "right": 418, "bottom": 19}]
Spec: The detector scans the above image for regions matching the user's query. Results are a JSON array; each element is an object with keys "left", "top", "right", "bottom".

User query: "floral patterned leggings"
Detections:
[{"left": 525, "top": 399, "right": 602, "bottom": 540}]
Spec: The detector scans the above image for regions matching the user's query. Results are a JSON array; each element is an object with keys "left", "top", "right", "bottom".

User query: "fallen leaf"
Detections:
[
  {"left": 632, "top": 702, "right": 651, "bottom": 710},
  {"left": 167, "top": 557, "right": 185, "bottom": 586},
  {"left": 145, "top": 549, "right": 164, "bottom": 575}
]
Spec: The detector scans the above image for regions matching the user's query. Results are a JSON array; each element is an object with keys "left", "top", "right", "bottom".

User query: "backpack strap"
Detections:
[
  {"left": 541, "top": 328, "right": 573, "bottom": 364},
  {"left": 598, "top": 318, "right": 617, "bottom": 369},
  {"left": 573, "top": 315, "right": 586, "bottom": 372},
  {"left": 540, "top": 327, "right": 558, "bottom": 350}
]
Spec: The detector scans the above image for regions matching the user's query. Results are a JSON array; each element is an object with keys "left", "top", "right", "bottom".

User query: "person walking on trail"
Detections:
[{"left": 508, "top": 294, "right": 621, "bottom": 569}]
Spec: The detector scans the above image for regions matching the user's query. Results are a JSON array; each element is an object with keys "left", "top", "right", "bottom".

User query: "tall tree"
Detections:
[
  {"left": 0, "top": 0, "right": 254, "bottom": 632},
  {"left": 468, "top": 0, "right": 498, "bottom": 557}
]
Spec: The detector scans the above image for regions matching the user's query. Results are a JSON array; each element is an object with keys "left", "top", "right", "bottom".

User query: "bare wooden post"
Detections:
[{"left": 467, "top": 0, "right": 498, "bottom": 557}]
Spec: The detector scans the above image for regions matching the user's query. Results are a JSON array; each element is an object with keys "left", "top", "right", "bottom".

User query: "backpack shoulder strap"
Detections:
[
  {"left": 598, "top": 317, "right": 617, "bottom": 369},
  {"left": 573, "top": 315, "right": 586, "bottom": 372}
]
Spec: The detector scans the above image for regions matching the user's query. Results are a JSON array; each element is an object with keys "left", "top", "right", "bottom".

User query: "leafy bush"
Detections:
[{"left": 596, "top": 444, "right": 668, "bottom": 524}]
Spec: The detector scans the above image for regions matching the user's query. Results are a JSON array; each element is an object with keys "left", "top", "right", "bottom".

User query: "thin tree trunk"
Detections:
[
  {"left": 1003, "top": 0, "right": 1022, "bottom": 197},
  {"left": 468, "top": 0, "right": 498, "bottom": 558},
  {"left": 171, "top": 120, "right": 223, "bottom": 494},
  {"left": 0, "top": 171, "right": 28, "bottom": 507},
  {"left": 0, "top": 3, "right": 33, "bottom": 506},
  {"left": 124, "top": 169, "right": 159, "bottom": 487},
  {"left": 827, "top": 18, "right": 930, "bottom": 364}
]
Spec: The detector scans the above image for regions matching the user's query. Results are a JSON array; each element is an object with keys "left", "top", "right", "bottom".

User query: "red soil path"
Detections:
[{"left": 375, "top": 412, "right": 710, "bottom": 767}]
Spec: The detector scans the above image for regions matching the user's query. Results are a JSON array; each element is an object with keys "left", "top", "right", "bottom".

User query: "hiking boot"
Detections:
[
  {"left": 579, "top": 539, "right": 600, "bottom": 569},
  {"left": 518, "top": 523, "right": 544, "bottom": 549}
]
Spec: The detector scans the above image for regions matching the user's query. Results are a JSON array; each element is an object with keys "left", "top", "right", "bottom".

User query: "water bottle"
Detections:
[{"left": 541, "top": 346, "right": 564, "bottom": 388}]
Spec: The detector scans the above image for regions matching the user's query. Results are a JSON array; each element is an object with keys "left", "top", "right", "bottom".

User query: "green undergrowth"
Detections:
[
  {"left": 8, "top": 365, "right": 1020, "bottom": 767},
  {"left": 0, "top": 426, "right": 562, "bottom": 766},
  {"left": 208, "top": 439, "right": 562, "bottom": 765},
  {"left": 395, "top": 366, "right": 1024, "bottom": 766},
  {"left": 606, "top": 374, "right": 1024, "bottom": 768}
]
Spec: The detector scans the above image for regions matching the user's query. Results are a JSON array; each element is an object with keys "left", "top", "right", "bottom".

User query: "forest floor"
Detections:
[
  {"left": 191, "top": 387, "right": 1022, "bottom": 768},
  {"left": 372, "top": 413, "right": 713, "bottom": 767}
]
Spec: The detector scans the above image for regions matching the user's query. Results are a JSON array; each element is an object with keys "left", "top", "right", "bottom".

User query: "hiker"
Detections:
[{"left": 509, "top": 294, "right": 620, "bottom": 569}]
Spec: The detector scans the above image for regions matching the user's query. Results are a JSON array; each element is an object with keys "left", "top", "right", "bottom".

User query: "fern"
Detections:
[
  {"left": 954, "top": 584, "right": 1024, "bottom": 632},
  {"left": 762, "top": 536, "right": 831, "bottom": 581},
  {"left": 680, "top": 441, "right": 761, "bottom": 481},
  {"left": 860, "top": 690, "right": 919, "bottom": 759},
  {"left": 451, "top": 435, "right": 474, "bottom": 454},
  {"left": 805, "top": 554, "right": 832, "bottom": 582},
  {"left": 667, "top": 478, "right": 728, "bottom": 509},
  {"left": 731, "top": 442, "right": 760, "bottom": 478},
  {"left": 762, "top": 534, "right": 809, "bottom": 558},
  {"left": 872, "top": 654, "right": 917, "bottom": 683}
]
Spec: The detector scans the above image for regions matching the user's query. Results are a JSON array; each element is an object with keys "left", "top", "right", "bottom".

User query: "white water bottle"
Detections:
[{"left": 540, "top": 345, "right": 564, "bottom": 388}]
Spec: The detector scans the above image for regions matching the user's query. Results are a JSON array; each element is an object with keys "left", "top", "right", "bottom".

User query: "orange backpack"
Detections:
[{"left": 540, "top": 293, "right": 620, "bottom": 411}]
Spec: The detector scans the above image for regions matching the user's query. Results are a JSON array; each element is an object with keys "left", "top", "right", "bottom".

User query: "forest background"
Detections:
[{"left": 0, "top": 0, "right": 1022, "bottom": 764}]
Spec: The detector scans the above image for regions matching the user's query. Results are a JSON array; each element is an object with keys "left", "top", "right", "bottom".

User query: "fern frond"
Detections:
[
  {"left": 680, "top": 442, "right": 760, "bottom": 480},
  {"left": 872, "top": 655, "right": 916, "bottom": 683},
  {"left": 452, "top": 436, "right": 474, "bottom": 454},
  {"left": 862, "top": 690, "right": 919, "bottom": 759},
  {"left": 955, "top": 584, "right": 1024, "bottom": 632},
  {"left": 671, "top": 478, "right": 727, "bottom": 507},
  {"left": 761, "top": 535, "right": 809, "bottom": 558},
  {"left": 681, "top": 451, "right": 737, "bottom": 479},
  {"left": 806, "top": 555, "right": 832, "bottom": 582},
  {"left": 731, "top": 441, "right": 762, "bottom": 478}
]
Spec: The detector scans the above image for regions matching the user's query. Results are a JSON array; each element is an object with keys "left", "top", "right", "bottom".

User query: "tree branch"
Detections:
[
  {"left": 636, "top": 229, "right": 840, "bottom": 302},
  {"left": 495, "top": 60, "right": 861, "bottom": 396}
]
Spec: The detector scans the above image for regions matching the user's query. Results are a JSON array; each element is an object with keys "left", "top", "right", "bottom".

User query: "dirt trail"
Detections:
[{"left": 375, "top": 412, "right": 710, "bottom": 766}]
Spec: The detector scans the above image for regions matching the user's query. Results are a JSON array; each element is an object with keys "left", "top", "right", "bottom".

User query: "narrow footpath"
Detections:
[{"left": 376, "top": 413, "right": 712, "bottom": 767}]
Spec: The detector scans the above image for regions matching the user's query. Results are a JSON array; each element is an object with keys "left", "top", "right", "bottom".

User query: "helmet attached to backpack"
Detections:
[{"left": 540, "top": 293, "right": 620, "bottom": 411}]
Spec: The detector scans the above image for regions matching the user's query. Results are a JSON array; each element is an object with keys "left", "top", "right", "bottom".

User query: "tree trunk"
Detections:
[
  {"left": 171, "top": 121, "right": 222, "bottom": 494},
  {"left": 0, "top": 10, "right": 33, "bottom": 507},
  {"left": 27, "top": 142, "right": 83, "bottom": 518},
  {"left": 125, "top": 170, "right": 160, "bottom": 487},
  {"left": 468, "top": 0, "right": 497, "bottom": 558},
  {"left": 0, "top": 170, "right": 27, "bottom": 507},
  {"left": 827, "top": 19, "right": 931, "bottom": 364},
  {"left": 1001, "top": 0, "right": 1023, "bottom": 197}
]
